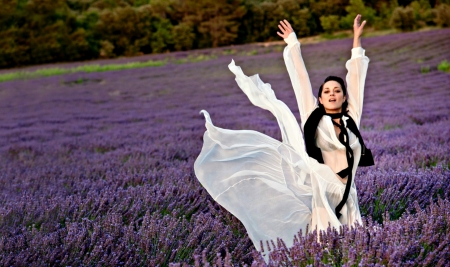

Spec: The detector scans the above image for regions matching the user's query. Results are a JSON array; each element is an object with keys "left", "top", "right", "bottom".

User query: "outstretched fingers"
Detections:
[
  {"left": 354, "top": 14, "right": 361, "bottom": 25},
  {"left": 280, "top": 20, "right": 293, "bottom": 32},
  {"left": 277, "top": 24, "right": 286, "bottom": 38},
  {"left": 360, "top": 20, "right": 367, "bottom": 29},
  {"left": 353, "top": 14, "right": 366, "bottom": 37},
  {"left": 283, "top": 19, "right": 292, "bottom": 29},
  {"left": 277, "top": 19, "right": 293, "bottom": 39}
]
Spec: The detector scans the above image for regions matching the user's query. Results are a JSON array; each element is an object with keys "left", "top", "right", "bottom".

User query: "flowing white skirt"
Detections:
[{"left": 194, "top": 61, "right": 362, "bottom": 251}]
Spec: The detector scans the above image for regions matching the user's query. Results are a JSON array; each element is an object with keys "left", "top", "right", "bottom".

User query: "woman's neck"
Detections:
[{"left": 324, "top": 107, "right": 342, "bottom": 114}]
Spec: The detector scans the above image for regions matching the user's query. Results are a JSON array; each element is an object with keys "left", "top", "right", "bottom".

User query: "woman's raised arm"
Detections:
[
  {"left": 346, "top": 14, "right": 369, "bottom": 128},
  {"left": 278, "top": 20, "right": 317, "bottom": 131}
]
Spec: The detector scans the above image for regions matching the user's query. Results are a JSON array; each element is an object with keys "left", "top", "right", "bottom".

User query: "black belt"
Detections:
[{"left": 336, "top": 167, "right": 350, "bottom": 178}]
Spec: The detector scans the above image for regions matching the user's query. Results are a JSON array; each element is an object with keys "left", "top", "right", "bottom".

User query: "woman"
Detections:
[{"left": 194, "top": 14, "right": 372, "bottom": 253}]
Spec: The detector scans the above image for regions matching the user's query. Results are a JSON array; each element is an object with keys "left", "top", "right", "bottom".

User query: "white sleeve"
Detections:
[
  {"left": 283, "top": 32, "right": 317, "bottom": 131},
  {"left": 345, "top": 47, "right": 370, "bottom": 128}
]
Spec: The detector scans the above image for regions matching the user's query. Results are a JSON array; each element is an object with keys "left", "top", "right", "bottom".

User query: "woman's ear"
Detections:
[{"left": 319, "top": 97, "right": 323, "bottom": 105}]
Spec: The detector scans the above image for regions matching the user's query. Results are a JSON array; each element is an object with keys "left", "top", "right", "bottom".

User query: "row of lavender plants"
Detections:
[{"left": 1, "top": 28, "right": 449, "bottom": 266}]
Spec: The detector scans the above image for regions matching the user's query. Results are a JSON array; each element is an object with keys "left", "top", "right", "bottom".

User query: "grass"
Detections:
[
  {"left": 1, "top": 27, "right": 447, "bottom": 83},
  {"left": 420, "top": 65, "right": 430, "bottom": 74},
  {"left": 174, "top": 54, "right": 217, "bottom": 64},
  {"left": 420, "top": 60, "right": 449, "bottom": 74},
  {"left": 0, "top": 59, "right": 166, "bottom": 83},
  {"left": 437, "top": 60, "right": 449, "bottom": 72}
]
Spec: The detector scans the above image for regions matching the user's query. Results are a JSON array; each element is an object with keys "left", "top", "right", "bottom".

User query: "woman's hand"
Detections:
[
  {"left": 353, "top": 14, "right": 366, "bottom": 39},
  {"left": 353, "top": 14, "right": 366, "bottom": 48},
  {"left": 277, "top": 20, "right": 294, "bottom": 39}
]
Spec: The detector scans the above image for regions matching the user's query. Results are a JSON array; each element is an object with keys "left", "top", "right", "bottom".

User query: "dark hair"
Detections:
[{"left": 318, "top": 76, "right": 348, "bottom": 112}]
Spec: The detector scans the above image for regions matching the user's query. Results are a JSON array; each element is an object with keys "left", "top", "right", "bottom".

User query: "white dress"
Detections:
[{"left": 194, "top": 32, "right": 370, "bottom": 251}]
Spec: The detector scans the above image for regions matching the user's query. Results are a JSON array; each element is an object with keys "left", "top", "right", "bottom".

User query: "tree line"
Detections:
[{"left": 1, "top": 0, "right": 449, "bottom": 68}]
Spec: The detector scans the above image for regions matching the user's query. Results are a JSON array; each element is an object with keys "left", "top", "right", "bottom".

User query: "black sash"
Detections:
[{"left": 304, "top": 107, "right": 374, "bottom": 218}]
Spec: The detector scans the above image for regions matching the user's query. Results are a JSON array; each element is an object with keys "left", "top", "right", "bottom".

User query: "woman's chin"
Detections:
[{"left": 324, "top": 106, "right": 343, "bottom": 113}]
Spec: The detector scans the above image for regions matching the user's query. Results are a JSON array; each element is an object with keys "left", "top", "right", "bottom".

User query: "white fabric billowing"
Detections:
[{"left": 194, "top": 58, "right": 363, "bottom": 251}]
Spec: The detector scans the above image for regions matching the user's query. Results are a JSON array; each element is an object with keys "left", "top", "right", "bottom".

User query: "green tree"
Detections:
[
  {"left": 309, "top": 0, "right": 349, "bottom": 17},
  {"left": 434, "top": 3, "right": 450, "bottom": 27},
  {"left": 167, "top": 0, "right": 247, "bottom": 48},
  {"left": 193, "top": 0, "right": 247, "bottom": 48},
  {"left": 309, "top": 0, "right": 349, "bottom": 32},
  {"left": 95, "top": 5, "right": 161, "bottom": 56},
  {"left": 390, "top": 6, "right": 416, "bottom": 31},
  {"left": 277, "top": 0, "right": 311, "bottom": 37},
  {"left": 172, "top": 22, "right": 195, "bottom": 51},
  {"left": 410, "top": 0, "right": 434, "bottom": 27},
  {"left": 256, "top": 1, "right": 279, "bottom": 41},
  {"left": 373, "top": 0, "right": 399, "bottom": 30},
  {"left": 0, "top": 0, "right": 18, "bottom": 30},
  {"left": 150, "top": 17, "right": 173, "bottom": 53},
  {"left": 236, "top": 0, "right": 265, "bottom": 43},
  {"left": 240, "top": 0, "right": 311, "bottom": 42},
  {"left": 341, "top": 0, "right": 376, "bottom": 29},
  {"left": 320, "top": 15, "right": 341, "bottom": 33},
  {"left": 90, "top": 0, "right": 130, "bottom": 10},
  {"left": 0, "top": 0, "right": 96, "bottom": 67},
  {"left": 0, "top": 0, "right": 443, "bottom": 68}
]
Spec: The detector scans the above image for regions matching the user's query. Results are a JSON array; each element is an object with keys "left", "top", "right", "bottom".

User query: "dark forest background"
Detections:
[{"left": 1, "top": 0, "right": 449, "bottom": 68}]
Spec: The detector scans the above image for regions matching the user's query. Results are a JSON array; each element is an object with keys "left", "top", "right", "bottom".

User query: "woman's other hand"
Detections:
[
  {"left": 353, "top": 14, "right": 366, "bottom": 48},
  {"left": 277, "top": 20, "right": 294, "bottom": 39},
  {"left": 353, "top": 14, "right": 366, "bottom": 39}
]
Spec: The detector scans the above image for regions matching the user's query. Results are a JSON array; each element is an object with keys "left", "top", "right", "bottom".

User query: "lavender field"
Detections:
[{"left": 1, "top": 29, "right": 450, "bottom": 266}]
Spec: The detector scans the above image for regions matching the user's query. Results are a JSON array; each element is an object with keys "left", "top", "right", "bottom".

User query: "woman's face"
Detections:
[{"left": 319, "top": 80, "right": 346, "bottom": 113}]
